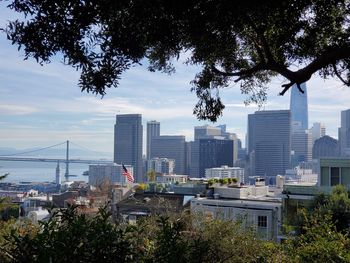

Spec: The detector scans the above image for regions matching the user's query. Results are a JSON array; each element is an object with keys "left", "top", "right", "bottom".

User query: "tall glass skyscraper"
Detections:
[
  {"left": 290, "top": 83, "right": 308, "bottom": 132},
  {"left": 247, "top": 110, "right": 291, "bottom": 183},
  {"left": 147, "top": 120, "right": 160, "bottom": 159},
  {"left": 114, "top": 114, "right": 143, "bottom": 182}
]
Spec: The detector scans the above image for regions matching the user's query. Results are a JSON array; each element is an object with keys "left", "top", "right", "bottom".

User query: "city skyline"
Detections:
[{"left": 1, "top": 4, "right": 350, "bottom": 154}]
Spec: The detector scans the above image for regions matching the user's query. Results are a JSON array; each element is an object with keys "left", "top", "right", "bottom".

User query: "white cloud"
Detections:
[{"left": 0, "top": 104, "right": 40, "bottom": 115}]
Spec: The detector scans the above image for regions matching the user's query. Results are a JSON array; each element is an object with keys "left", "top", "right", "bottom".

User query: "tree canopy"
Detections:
[{"left": 2, "top": 0, "right": 350, "bottom": 120}]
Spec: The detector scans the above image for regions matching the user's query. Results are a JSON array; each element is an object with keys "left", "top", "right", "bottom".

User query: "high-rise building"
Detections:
[
  {"left": 339, "top": 109, "right": 350, "bottom": 157},
  {"left": 199, "top": 138, "right": 233, "bottom": 177},
  {"left": 312, "top": 135, "right": 339, "bottom": 159},
  {"left": 190, "top": 125, "right": 238, "bottom": 177},
  {"left": 290, "top": 83, "right": 308, "bottom": 132},
  {"left": 114, "top": 114, "right": 143, "bottom": 182},
  {"left": 248, "top": 110, "right": 291, "bottom": 183},
  {"left": 89, "top": 164, "right": 133, "bottom": 186},
  {"left": 291, "top": 130, "right": 313, "bottom": 167},
  {"left": 310, "top": 122, "right": 326, "bottom": 145},
  {"left": 150, "top": 135, "right": 186, "bottom": 174},
  {"left": 147, "top": 120, "right": 160, "bottom": 158},
  {"left": 191, "top": 125, "right": 221, "bottom": 178},
  {"left": 194, "top": 125, "right": 222, "bottom": 140},
  {"left": 147, "top": 157, "right": 175, "bottom": 174}
]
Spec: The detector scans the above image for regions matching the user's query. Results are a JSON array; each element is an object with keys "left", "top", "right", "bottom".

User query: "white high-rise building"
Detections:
[
  {"left": 147, "top": 158, "right": 175, "bottom": 174},
  {"left": 310, "top": 122, "right": 326, "bottom": 145}
]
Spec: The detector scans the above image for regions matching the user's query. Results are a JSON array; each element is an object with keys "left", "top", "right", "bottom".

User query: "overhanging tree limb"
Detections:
[{"left": 2, "top": 0, "right": 350, "bottom": 121}]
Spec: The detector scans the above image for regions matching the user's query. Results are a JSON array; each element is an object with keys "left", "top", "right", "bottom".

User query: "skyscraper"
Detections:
[
  {"left": 248, "top": 110, "right": 291, "bottom": 183},
  {"left": 199, "top": 138, "right": 233, "bottom": 177},
  {"left": 291, "top": 130, "right": 313, "bottom": 167},
  {"left": 190, "top": 125, "right": 222, "bottom": 177},
  {"left": 150, "top": 135, "right": 186, "bottom": 174},
  {"left": 114, "top": 114, "right": 143, "bottom": 182},
  {"left": 147, "top": 120, "right": 160, "bottom": 159},
  {"left": 194, "top": 125, "right": 222, "bottom": 140},
  {"left": 310, "top": 122, "right": 326, "bottom": 145},
  {"left": 190, "top": 125, "right": 238, "bottom": 177},
  {"left": 290, "top": 83, "right": 308, "bottom": 132},
  {"left": 339, "top": 109, "right": 350, "bottom": 156}
]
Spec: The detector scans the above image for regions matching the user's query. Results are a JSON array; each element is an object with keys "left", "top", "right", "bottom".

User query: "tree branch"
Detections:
[
  {"left": 211, "top": 63, "right": 268, "bottom": 78},
  {"left": 332, "top": 63, "right": 350, "bottom": 85}
]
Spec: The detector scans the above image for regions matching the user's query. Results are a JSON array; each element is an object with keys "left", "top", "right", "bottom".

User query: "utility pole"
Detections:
[{"left": 65, "top": 140, "right": 69, "bottom": 181}]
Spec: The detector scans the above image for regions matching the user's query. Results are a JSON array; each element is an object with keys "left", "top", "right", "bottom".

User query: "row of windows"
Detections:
[{"left": 201, "top": 209, "right": 268, "bottom": 228}]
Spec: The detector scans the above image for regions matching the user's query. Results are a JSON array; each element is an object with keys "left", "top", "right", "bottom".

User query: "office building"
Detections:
[
  {"left": 248, "top": 110, "right": 291, "bottom": 183},
  {"left": 310, "top": 122, "right": 326, "bottom": 145},
  {"left": 291, "top": 130, "right": 312, "bottom": 167},
  {"left": 191, "top": 125, "right": 238, "bottom": 177},
  {"left": 312, "top": 135, "right": 339, "bottom": 159},
  {"left": 194, "top": 125, "right": 222, "bottom": 140},
  {"left": 147, "top": 120, "right": 160, "bottom": 159},
  {"left": 147, "top": 157, "right": 175, "bottom": 174},
  {"left": 199, "top": 138, "right": 233, "bottom": 177},
  {"left": 290, "top": 83, "right": 308, "bottom": 132},
  {"left": 205, "top": 165, "right": 245, "bottom": 183},
  {"left": 114, "top": 114, "right": 143, "bottom": 182},
  {"left": 339, "top": 109, "right": 350, "bottom": 156},
  {"left": 150, "top": 135, "right": 186, "bottom": 174},
  {"left": 89, "top": 164, "right": 134, "bottom": 186}
]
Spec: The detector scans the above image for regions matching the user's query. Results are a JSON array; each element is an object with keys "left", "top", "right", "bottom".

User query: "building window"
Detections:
[
  {"left": 257, "top": 215, "right": 267, "bottom": 228},
  {"left": 331, "top": 167, "right": 340, "bottom": 186}
]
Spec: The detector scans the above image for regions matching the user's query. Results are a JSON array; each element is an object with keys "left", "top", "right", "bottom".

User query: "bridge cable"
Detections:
[
  {"left": 69, "top": 141, "right": 103, "bottom": 154},
  {"left": 0, "top": 141, "right": 67, "bottom": 156}
]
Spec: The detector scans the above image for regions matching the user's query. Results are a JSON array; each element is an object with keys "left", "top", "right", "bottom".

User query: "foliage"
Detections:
[
  {"left": 3, "top": 203, "right": 350, "bottom": 262},
  {"left": 0, "top": 219, "right": 38, "bottom": 263},
  {"left": 0, "top": 173, "right": 8, "bottom": 204},
  {"left": 311, "top": 185, "right": 350, "bottom": 233},
  {"left": 208, "top": 177, "right": 238, "bottom": 186},
  {"left": 147, "top": 170, "right": 156, "bottom": 183},
  {"left": 285, "top": 209, "right": 350, "bottom": 262},
  {"left": 0, "top": 199, "right": 19, "bottom": 220},
  {"left": 231, "top": 177, "right": 238, "bottom": 184},
  {"left": 285, "top": 185, "right": 350, "bottom": 236},
  {"left": 0, "top": 174, "right": 18, "bottom": 221},
  {"left": 2, "top": 1, "right": 350, "bottom": 121},
  {"left": 4, "top": 206, "right": 136, "bottom": 263},
  {"left": 136, "top": 183, "right": 147, "bottom": 191},
  {"left": 2, "top": 205, "right": 283, "bottom": 262}
]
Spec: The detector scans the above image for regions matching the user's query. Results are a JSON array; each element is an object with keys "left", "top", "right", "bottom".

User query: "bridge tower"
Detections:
[{"left": 65, "top": 140, "right": 69, "bottom": 181}]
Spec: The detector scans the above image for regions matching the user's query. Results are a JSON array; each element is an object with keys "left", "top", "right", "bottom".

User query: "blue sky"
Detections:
[{"left": 1, "top": 4, "right": 350, "bottom": 155}]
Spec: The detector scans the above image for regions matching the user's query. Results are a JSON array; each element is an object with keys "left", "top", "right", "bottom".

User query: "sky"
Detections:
[{"left": 1, "top": 4, "right": 350, "bottom": 156}]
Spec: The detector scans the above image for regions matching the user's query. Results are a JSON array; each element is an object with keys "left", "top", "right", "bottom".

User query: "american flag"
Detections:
[{"left": 122, "top": 164, "right": 134, "bottom": 183}]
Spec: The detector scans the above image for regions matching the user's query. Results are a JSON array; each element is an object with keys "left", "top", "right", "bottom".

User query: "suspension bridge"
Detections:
[{"left": 0, "top": 141, "right": 113, "bottom": 181}]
